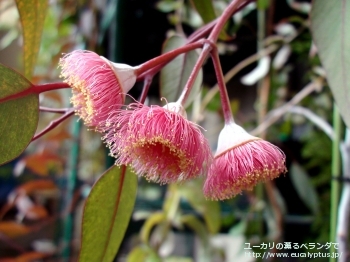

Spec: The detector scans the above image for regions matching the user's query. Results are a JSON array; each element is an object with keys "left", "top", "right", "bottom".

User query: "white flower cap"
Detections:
[
  {"left": 163, "top": 102, "right": 187, "bottom": 118},
  {"left": 100, "top": 56, "right": 137, "bottom": 93},
  {"left": 215, "top": 122, "right": 260, "bottom": 157}
]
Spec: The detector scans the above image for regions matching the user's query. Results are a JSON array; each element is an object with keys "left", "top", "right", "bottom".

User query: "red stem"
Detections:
[
  {"left": 177, "top": 43, "right": 212, "bottom": 105},
  {"left": 187, "top": 1, "right": 251, "bottom": 43},
  {"left": 0, "top": 233, "right": 26, "bottom": 254},
  {"left": 40, "top": 107, "right": 71, "bottom": 114},
  {"left": 0, "top": 82, "right": 70, "bottom": 104},
  {"left": 35, "top": 82, "right": 71, "bottom": 92},
  {"left": 208, "top": 0, "right": 247, "bottom": 42},
  {"left": 176, "top": 0, "right": 250, "bottom": 105},
  {"left": 135, "top": 40, "right": 206, "bottom": 76},
  {"left": 31, "top": 109, "right": 75, "bottom": 141},
  {"left": 139, "top": 76, "right": 153, "bottom": 104},
  {"left": 137, "top": 61, "right": 166, "bottom": 80},
  {"left": 210, "top": 48, "right": 234, "bottom": 124},
  {"left": 188, "top": 19, "right": 218, "bottom": 43}
]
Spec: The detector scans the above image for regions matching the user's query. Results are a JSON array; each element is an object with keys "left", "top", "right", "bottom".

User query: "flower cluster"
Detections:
[{"left": 60, "top": 50, "right": 286, "bottom": 200}]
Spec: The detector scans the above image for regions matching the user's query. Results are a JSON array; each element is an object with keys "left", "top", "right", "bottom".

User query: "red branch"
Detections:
[
  {"left": 39, "top": 107, "right": 71, "bottom": 114},
  {"left": 0, "top": 82, "right": 70, "bottom": 104},
  {"left": 210, "top": 47, "right": 234, "bottom": 124},
  {"left": 135, "top": 39, "right": 208, "bottom": 76},
  {"left": 139, "top": 76, "right": 153, "bottom": 104},
  {"left": 31, "top": 109, "right": 75, "bottom": 141}
]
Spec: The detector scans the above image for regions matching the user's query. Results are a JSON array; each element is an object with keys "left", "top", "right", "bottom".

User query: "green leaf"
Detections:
[
  {"left": 228, "top": 220, "right": 246, "bottom": 236},
  {"left": 127, "top": 247, "right": 150, "bottom": 262},
  {"left": 190, "top": 0, "right": 216, "bottom": 24},
  {"left": 160, "top": 35, "right": 203, "bottom": 108},
  {"left": 98, "top": 1, "right": 117, "bottom": 44},
  {"left": 180, "top": 214, "right": 209, "bottom": 246},
  {"left": 0, "top": 64, "right": 38, "bottom": 165},
  {"left": 15, "top": 0, "right": 48, "bottom": 79},
  {"left": 311, "top": 1, "right": 350, "bottom": 129},
  {"left": 257, "top": 0, "right": 270, "bottom": 10},
  {"left": 140, "top": 212, "right": 166, "bottom": 244},
  {"left": 289, "top": 162, "right": 319, "bottom": 215},
  {"left": 156, "top": 1, "right": 182, "bottom": 13},
  {"left": 178, "top": 180, "right": 221, "bottom": 234},
  {"left": 127, "top": 246, "right": 161, "bottom": 262},
  {"left": 164, "top": 257, "right": 193, "bottom": 262},
  {"left": 79, "top": 166, "right": 138, "bottom": 262}
]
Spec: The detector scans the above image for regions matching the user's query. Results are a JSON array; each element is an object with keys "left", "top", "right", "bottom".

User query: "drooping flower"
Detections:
[
  {"left": 103, "top": 102, "right": 212, "bottom": 184},
  {"left": 59, "top": 50, "right": 137, "bottom": 130},
  {"left": 203, "top": 122, "right": 286, "bottom": 200}
]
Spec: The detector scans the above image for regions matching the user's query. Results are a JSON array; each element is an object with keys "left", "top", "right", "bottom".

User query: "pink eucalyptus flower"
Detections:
[
  {"left": 103, "top": 102, "right": 212, "bottom": 184},
  {"left": 204, "top": 122, "right": 286, "bottom": 200},
  {"left": 59, "top": 50, "right": 136, "bottom": 130}
]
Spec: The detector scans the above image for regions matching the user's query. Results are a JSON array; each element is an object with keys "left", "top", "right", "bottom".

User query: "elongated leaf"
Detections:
[
  {"left": 15, "top": 0, "right": 48, "bottom": 79},
  {"left": 140, "top": 212, "right": 166, "bottom": 244},
  {"left": 160, "top": 35, "right": 203, "bottom": 107},
  {"left": 79, "top": 166, "right": 138, "bottom": 262},
  {"left": 0, "top": 64, "right": 39, "bottom": 165},
  {"left": 189, "top": 0, "right": 230, "bottom": 40},
  {"left": 290, "top": 162, "right": 319, "bottom": 215},
  {"left": 311, "top": 1, "right": 350, "bottom": 128},
  {"left": 127, "top": 247, "right": 151, "bottom": 262},
  {"left": 165, "top": 257, "right": 193, "bottom": 262},
  {"left": 178, "top": 180, "right": 221, "bottom": 234},
  {"left": 190, "top": 0, "right": 216, "bottom": 24},
  {"left": 180, "top": 214, "right": 209, "bottom": 246}
]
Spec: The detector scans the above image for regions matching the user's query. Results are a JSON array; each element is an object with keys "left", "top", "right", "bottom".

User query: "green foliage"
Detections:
[
  {"left": 15, "top": 0, "right": 48, "bottom": 79},
  {"left": 0, "top": 64, "right": 38, "bottom": 165},
  {"left": 160, "top": 35, "right": 203, "bottom": 107},
  {"left": 189, "top": 0, "right": 216, "bottom": 24},
  {"left": 156, "top": 1, "right": 182, "bottom": 13},
  {"left": 79, "top": 166, "right": 138, "bottom": 262},
  {"left": 178, "top": 179, "right": 221, "bottom": 234},
  {"left": 257, "top": 0, "right": 270, "bottom": 10},
  {"left": 289, "top": 162, "right": 319, "bottom": 215},
  {"left": 201, "top": 87, "right": 221, "bottom": 112},
  {"left": 311, "top": 0, "right": 350, "bottom": 129},
  {"left": 127, "top": 246, "right": 161, "bottom": 262},
  {"left": 180, "top": 214, "right": 209, "bottom": 246},
  {"left": 140, "top": 212, "right": 166, "bottom": 244}
]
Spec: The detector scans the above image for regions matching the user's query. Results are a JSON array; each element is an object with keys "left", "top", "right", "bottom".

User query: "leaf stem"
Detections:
[
  {"left": 39, "top": 107, "right": 71, "bottom": 114},
  {"left": 31, "top": 109, "right": 75, "bottom": 141},
  {"left": 0, "top": 82, "right": 70, "bottom": 104}
]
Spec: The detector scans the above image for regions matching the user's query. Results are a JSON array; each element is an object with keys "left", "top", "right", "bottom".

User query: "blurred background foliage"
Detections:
[{"left": 0, "top": 0, "right": 338, "bottom": 261}]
